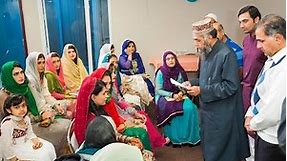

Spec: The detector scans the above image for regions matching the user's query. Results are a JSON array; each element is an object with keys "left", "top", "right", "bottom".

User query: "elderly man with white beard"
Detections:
[{"left": 186, "top": 18, "right": 250, "bottom": 161}]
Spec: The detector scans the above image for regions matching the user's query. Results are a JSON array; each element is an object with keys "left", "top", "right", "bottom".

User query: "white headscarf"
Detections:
[
  {"left": 25, "top": 52, "right": 57, "bottom": 110},
  {"left": 25, "top": 52, "right": 46, "bottom": 92},
  {"left": 90, "top": 143, "right": 143, "bottom": 161},
  {"left": 98, "top": 43, "right": 113, "bottom": 68}
]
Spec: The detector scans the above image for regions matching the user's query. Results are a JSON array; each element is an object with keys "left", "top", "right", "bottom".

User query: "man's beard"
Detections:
[{"left": 197, "top": 45, "right": 212, "bottom": 60}]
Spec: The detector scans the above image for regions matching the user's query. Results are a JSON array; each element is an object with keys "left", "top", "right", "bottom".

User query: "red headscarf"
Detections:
[
  {"left": 91, "top": 68, "right": 124, "bottom": 127},
  {"left": 74, "top": 75, "right": 97, "bottom": 145},
  {"left": 45, "top": 53, "right": 66, "bottom": 89}
]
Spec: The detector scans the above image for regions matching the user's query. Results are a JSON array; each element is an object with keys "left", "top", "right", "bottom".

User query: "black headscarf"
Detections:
[{"left": 85, "top": 116, "right": 116, "bottom": 149}]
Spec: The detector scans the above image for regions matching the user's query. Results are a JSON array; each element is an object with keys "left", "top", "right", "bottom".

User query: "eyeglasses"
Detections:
[
  {"left": 166, "top": 57, "right": 175, "bottom": 61},
  {"left": 13, "top": 70, "right": 24, "bottom": 76}
]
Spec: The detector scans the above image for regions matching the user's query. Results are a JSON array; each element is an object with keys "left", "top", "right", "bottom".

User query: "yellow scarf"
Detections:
[{"left": 61, "top": 44, "right": 88, "bottom": 92}]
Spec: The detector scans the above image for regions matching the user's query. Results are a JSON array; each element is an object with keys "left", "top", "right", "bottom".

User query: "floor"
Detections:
[
  {"left": 146, "top": 102, "right": 204, "bottom": 161},
  {"left": 155, "top": 145, "right": 204, "bottom": 161}
]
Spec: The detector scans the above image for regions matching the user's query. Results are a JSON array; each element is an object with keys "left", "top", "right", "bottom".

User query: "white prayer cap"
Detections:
[
  {"left": 204, "top": 13, "right": 218, "bottom": 22},
  {"left": 192, "top": 18, "right": 214, "bottom": 35}
]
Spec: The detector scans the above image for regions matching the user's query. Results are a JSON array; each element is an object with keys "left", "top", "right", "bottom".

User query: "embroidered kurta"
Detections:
[{"left": 0, "top": 116, "right": 56, "bottom": 161}]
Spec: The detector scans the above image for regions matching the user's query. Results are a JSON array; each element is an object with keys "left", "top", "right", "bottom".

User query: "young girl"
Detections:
[{"left": 0, "top": 94, "right": 56, "bottom": 161}]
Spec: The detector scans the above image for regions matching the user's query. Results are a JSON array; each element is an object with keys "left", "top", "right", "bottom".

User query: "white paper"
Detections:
[
  {"left": 165, "top": 96, "right": 188, "bottom": 101},
  {"left": 170, "top": 78, "right": 188, "bottom": 89}
]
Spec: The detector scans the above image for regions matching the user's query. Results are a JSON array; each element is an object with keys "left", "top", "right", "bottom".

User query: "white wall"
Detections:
[
  {"left": 21, "top": 0, "right": 285, "bottom": 75},
  {"left": 21, "top": 0, "right": 47, "bottom": 54},
  {"left": 109, "top": 0, "right": 286, "bottom": 76}
]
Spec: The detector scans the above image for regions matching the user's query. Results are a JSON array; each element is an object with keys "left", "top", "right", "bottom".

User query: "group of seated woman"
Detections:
[
  {"left": 0, "top": 44, "right": 87, "bottom": 160},
  {"left": 98, "top": 39, "right": 200, "bottom": 146},
  {"left": 0, "top": 39, "right": 201, "bottom": 161}
]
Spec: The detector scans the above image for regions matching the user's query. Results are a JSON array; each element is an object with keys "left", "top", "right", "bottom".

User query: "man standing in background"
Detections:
[
  {"left": 204, "top": 13, "right": 218, "bottom": 24},
  {"left": 213, "top": 22, "right": 243, "bottom": 78},
  {"left": 238, "top": 5, "right": 267, "bottom": 115},
  {"left": 238, "top": 6, "right": 267, "bottom": 161},
  {"left": 245, "top": 14, "right": 286, "bottom": 161}
]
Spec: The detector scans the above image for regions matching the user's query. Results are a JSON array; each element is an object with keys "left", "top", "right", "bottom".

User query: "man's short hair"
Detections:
[
  {"left": 238, "top": 5, "right": 261, "bottom": 20},
  {"left": 257, "top": 14, "right": 286, "bottom": 39}
]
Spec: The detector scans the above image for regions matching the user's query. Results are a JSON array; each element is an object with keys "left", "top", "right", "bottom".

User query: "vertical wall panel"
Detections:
[
  {"left": 90, "top": 0, "right": 109, "bottom": 69},
  {"left": 0, "top": 0, "right": 26, "bottom": 68},
  {"left": 45, "top": 0, "right": 88, "bottom": 69}
]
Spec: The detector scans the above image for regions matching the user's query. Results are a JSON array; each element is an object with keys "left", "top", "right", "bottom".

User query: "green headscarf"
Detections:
[{"left": 1, "top": 61, "right": 39, "bottom": 116}]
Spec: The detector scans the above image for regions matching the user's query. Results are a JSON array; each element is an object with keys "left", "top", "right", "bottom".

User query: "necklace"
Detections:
[
  {"left": 8, "top": 116, "right": 29, "bottom": 144},
  {"left": 16, "top": 119, "right": 28, "bottom": 129},
  {"left": 10, "top": 115, "right": 28, "bottom": 129}
]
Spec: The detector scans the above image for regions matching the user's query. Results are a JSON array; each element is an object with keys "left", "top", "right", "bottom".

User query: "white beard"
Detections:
[{"left": 197, "top": 45, "right": 212, "bottom": 60}]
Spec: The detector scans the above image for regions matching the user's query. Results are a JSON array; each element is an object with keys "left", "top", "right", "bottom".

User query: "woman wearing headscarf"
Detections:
[
  {"left": 73, "top": 75, "right": 129, "bottom": 144},
  {"left": 118, "top": 39, "right": 155, "bottom": 97},
  {"left": 25, "top": 52, "right": 67, "bottom": 120},
  {"left": 61, "top": 44, "right": 88, "bottom": 93},
  {"left": 155, "top": 50, "right": 200, "bottom": 145},
  {"left": 0, "top": 61, "right": 40, "bottom": 120},
  {"left": 73, "top": 76, "right": 97, "bottom": 145},
  {"left": 45, "top": 52, "right": 75, "bottom": 100},
  {"left": 45, "top": 52, "right": 76, "bottom": 118},
  {"left": 105, "top": 63, "right": 168, "bottom": 149},
  {"left": 0, "top": 60, "right": 71, "bottom": 154},
  {"left": 90, "top": 68, "right": 152, "bottom": 151},
  {"left": 74, "top": 79, "right": 150, "bottom": 160},
  {"left": 85, "top": 116, "right": 145, "bottom": 161},
  {"left": 105, "top": 54, "right": 122, "bottom": 93},
  {"left": 97, "top": 43, "right": 115, "bottom": 68}
]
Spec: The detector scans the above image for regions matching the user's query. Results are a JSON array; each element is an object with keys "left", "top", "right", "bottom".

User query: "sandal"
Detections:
[{"left": 165, "top": 137, "right": 170, "bottom": 145}]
